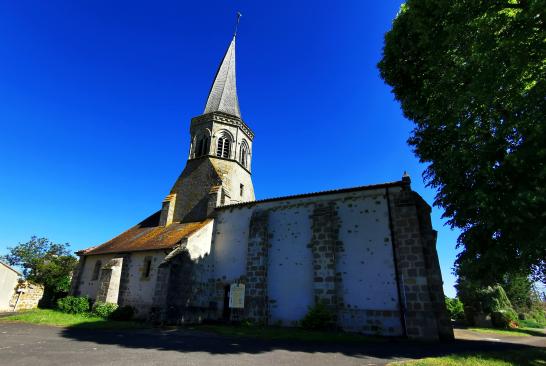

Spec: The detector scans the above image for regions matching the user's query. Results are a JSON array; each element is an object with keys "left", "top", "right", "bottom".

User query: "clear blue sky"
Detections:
[{"left": 0, "top": 1, "right": 461, "bottom": 297}]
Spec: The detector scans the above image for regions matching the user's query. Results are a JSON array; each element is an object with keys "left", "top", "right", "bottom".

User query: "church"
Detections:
[{"left": 69, "top": 33, "right": 453, "bottom": 341}]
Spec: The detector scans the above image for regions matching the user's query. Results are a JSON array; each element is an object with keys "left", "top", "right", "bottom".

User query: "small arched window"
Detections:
[
  {"left": 240, "top": 142, "right": 249, "bottom": 167},
  {"left": 92, "top": 260, "right": 102, "bottom": 281},
  {"left": 217, "top": 136, "right": 231, "bottom": 158},
  {"left": 195, "top": 135, "right": 210, "bottom": 157}
]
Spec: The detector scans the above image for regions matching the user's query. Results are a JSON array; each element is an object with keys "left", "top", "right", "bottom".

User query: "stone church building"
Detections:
[{"left": 70, "top": 35, "right": 453, "bottom": 341}]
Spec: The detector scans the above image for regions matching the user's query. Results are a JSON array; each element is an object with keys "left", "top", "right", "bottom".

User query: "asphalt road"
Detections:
[{"left": 0, "top": 323, "right": 544, "bottom": 366}]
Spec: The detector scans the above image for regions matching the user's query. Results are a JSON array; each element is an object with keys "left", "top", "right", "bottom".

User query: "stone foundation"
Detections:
[{"left": 339, "top": 308, "right": 403, "bottom": 336}]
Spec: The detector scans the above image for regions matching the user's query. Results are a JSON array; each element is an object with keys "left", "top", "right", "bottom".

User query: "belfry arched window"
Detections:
[
  {"left": 195, "top": 135, "right": 210, "bottom": 157},
  {"left": 239, "top": 140, "right": 249, "bottom": 168},
  {"left": 193, "top": 130, "right": 211, "bottom": 158},
  {"left": 216, "top": 135, "right": 231, "bottom": 159}
]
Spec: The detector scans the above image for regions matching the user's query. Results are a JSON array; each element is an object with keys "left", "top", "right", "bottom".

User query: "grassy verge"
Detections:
[
  {"left": 468, "top": 327, "right": 545, "bottom": 337},
  {"left": 390, "top": 348, "right": 546, "bottom": 366},
  {"left": 194, "top": 324, "right": 385, "bottom": 343},
  {"left": 519, "top": 319, "right": 546, "bottom": 329},
  {"left": 0, "top": 309, "right": 146, "bottom": 330}
]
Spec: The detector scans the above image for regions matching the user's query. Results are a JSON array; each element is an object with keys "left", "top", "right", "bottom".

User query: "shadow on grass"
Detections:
[{"left": 58, "top": 321, "right": 545, "bottom": 363}]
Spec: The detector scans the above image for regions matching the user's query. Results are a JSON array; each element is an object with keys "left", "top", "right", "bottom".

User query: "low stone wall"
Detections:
[{"left": 10, "top": 281, "right": 44, "bottom": 311}]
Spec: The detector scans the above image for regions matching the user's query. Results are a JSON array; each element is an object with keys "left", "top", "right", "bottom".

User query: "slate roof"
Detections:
[
  {"left": 81, "top": 211, "right": 211, "bottom": 256},
  {"left": 203, "top": 36, "right": 241, "bottom": 118}
]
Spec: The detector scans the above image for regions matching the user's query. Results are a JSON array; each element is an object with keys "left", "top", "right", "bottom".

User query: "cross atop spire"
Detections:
[
  {"left": 234, "top": 11, "right": 242, "bottom": 37},
  {"left": 203, "top": 16, "right": 242, "bottom": 118}
]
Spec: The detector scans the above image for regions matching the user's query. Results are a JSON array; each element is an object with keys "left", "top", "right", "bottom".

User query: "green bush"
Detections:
[
  {"left": 520, "top": 319, "right": 544, "bottom": 329},
  {"left": 109, "top": 305, "right": 134, "bottom": 321},
  {"left": 445, "top": 296, "right": 465, "bottom": 321},
  {"left": 481, "top": 285, "right": 513, "bottom": 313},
  {"left": 56, "top": 296, "right": 90, "bottom": 314},
  {"left": 528, "top": 308, "right": 546, "bottom": 325},
  {"left": 491, "top": 308, "right": 519, "bottom": 329},
  {"left": 92, "top": 302, "right": 119, "bottom": 318},
  {"left": 301, "top": 302, "right": 334, "bottom": 330}
]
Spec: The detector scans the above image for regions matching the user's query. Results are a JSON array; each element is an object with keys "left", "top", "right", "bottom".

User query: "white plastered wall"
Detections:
[
  {"left": 212, "top": 207, "right": 254, "bottom": 282},
  {"left": 336, "top": 192, "right": 399, "bottom": 309},
  {"left": 77, "top": 254, "right": 116, "bottom": 299},
  {"left": 212, "top": 187, "right": 402, "bottom": 331},
  {"left": 78, "top": 250, "right": 166, "bottom": 316},
  {"left": 121, "top": 250, "right": 166, "bottom": 317},
  {"left": 267, "top": 206, "right": 314, "bottom": 324},
  {"left": 0, "top": 264, "right": 19, "bottom": 311},
  {"left": 186, "top": 220, "right": 214, "bottom": 260}
]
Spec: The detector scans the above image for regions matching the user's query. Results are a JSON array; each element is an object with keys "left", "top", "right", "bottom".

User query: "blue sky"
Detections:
[{"left": 0, "top": 1, "right": 461, "bottom": 297}]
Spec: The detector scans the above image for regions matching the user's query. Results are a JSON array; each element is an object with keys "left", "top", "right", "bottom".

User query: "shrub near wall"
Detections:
[
  {"left": 57, "top": 296, "right": 90, "bottom": 314},
  {"left": 301, "top": 302, "right": 335, "bottom": 330},
  {"left": 92, "top": 302, "right": 118, "bottom": 318}
]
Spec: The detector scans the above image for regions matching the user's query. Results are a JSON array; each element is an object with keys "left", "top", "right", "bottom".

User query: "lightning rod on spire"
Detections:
[{"left": 234, "top": 11, "right": 242, "bottom": 37}]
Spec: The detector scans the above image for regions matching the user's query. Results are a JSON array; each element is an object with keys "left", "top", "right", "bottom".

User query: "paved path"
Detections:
[{"left": 0, "top": 323, "right": 543, "bottom": 366}]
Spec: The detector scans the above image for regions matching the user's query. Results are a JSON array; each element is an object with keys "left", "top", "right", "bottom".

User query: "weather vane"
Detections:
[{"left": 234, "top": 11, "right": 242, "bottom": 37}]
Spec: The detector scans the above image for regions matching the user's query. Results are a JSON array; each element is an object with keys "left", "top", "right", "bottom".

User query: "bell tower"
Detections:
[{"left": 159, "top": 32, "right": 255, "bottom": 226}]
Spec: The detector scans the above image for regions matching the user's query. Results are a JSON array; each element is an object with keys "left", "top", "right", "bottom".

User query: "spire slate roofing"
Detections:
[{"left": 203, "top": 36, "right": 241, "bottom": 118}]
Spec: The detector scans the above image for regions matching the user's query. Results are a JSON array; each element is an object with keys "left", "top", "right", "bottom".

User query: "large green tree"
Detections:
[
  {"left": 2, "top": 236, "right": 78, "bottom": 294},
  {"left": 378, "top": 0, "right": 546, "bottom": 284}
]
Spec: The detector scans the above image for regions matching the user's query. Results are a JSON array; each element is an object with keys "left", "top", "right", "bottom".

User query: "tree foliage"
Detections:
[
  {"left": 445, "top": 296, "right": 465, "bottom": 320},
  {"left": 2, "top": 236, "right": 77, "bottom": 293},
  {"left": 378, "top": 0, "right": 546, "bottom": 283}
]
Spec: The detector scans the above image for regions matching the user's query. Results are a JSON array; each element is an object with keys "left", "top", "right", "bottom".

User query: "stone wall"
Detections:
[
  {"left": 309, "top": 202, "right": 341, "bottom": 314},
  {"left": 151, "top": 246, "right": 216, "bottom": 324},
  {"left": 213, "top": 186, "right": 406, "bottom": 336},
  {"left": 72, "top": 181, "right": 452, "bottom": 341},
  {"left": 168, "top": 154, "right": 254, "bottom": 223},
  {"left": 10, "top": 281, "right": 44, "bottom": 311},
  {"left": 69, "top": 256, "right": 86, "bottom": 296},
  {"left": 339, "top": 309, "right": 402, "bottom": 336},
  {"left": 244, "top": 210, "right": 269, "bottom": 323},
  {"left": 117, "top": 254, "right": 132, "bottom": 306},
  {"left": 95, "top": 258, "right": 124, "bottom": 304},
  {"left": 74, "top": 251, "right": 165, "bottom": 319},
  {"left": 72, "top": 253, "right": 116, "bottom": 299},
  {"left": 387, "top": 180, "right": 454, "bottom": 340}
]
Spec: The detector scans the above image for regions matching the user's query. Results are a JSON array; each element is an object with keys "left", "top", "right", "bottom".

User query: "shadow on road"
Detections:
[{"left": 60, "top": 323, "right": 543, "bottom": 363}]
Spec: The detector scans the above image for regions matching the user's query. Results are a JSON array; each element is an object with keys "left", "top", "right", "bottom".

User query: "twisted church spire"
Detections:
[{"left": 203, "top": 15, "right": 242, "bottom": 118}]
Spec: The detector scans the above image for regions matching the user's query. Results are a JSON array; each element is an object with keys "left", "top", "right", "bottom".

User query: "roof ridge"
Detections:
[{"left": 217, "top": 181, "right": 407, "bottom": 210}]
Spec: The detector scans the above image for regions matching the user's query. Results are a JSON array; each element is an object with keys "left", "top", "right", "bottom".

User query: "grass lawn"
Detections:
[
  {"left": 391, "top": 348, "right": 546, "bottom": 366},
  {"left": 194, "top": 324, "right": 385, "bottom": 343},
  {"left": 0, "top": 309, "right": 146, "bottom": 330},
  {"left": 468, "top": 327, "right": 545, "bottom": 337}
]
